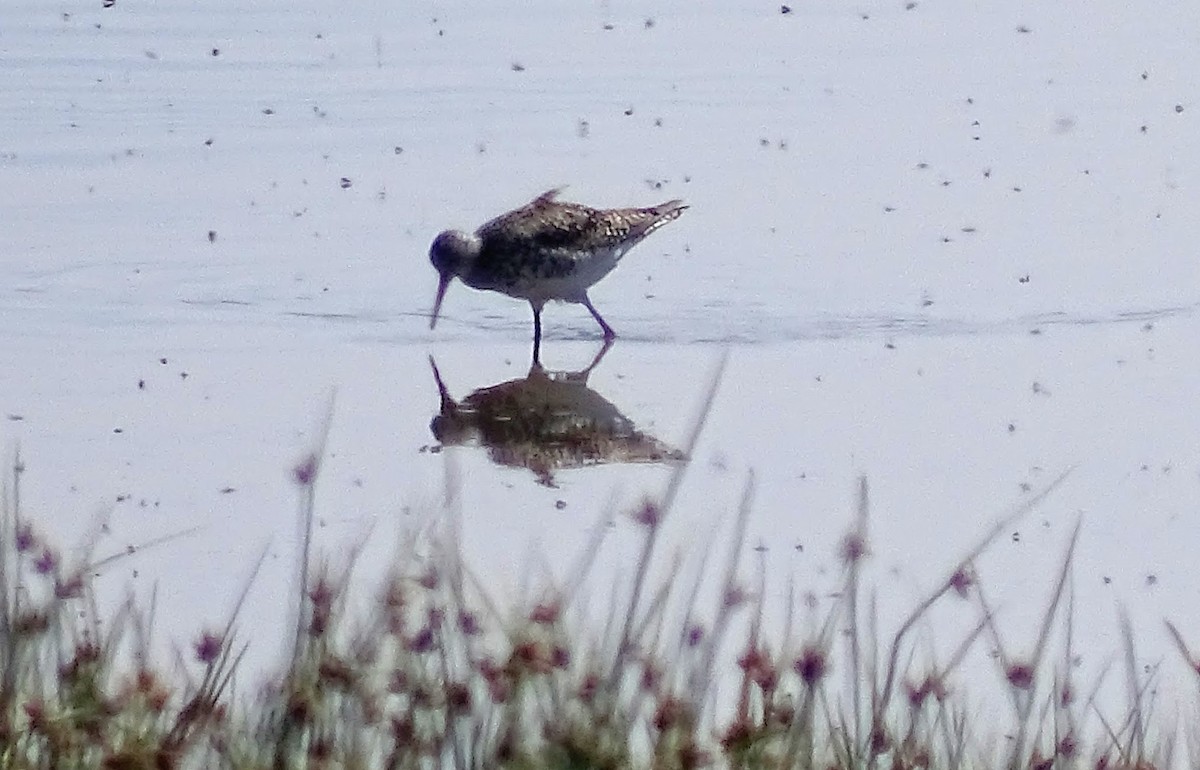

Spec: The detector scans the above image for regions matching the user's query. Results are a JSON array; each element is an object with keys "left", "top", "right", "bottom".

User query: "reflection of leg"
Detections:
[
  {"left": 531, "top": 304, "right": 543, "bottom": 365},
  {"left": 580, "top": 337, "right": 614, "bottom": 377},
  {"left": 581, "top": 294, "right": 616, "bottom": 341}
]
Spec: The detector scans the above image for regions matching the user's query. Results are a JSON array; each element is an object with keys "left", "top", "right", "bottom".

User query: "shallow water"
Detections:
[{"left": 3, "top": 0, "right": 1200, "bottom": 739}]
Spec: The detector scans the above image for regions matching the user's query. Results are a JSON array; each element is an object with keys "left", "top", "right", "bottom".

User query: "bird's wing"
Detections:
[
  {"left": 476, "top": 193, "right": 687, "bottom": 259},
  {"left": 474, "top": 188, "right": 563, "bottom": 234},
  {"left": 476, "top": 195, "right": 600, "bottom": 250},
  {"left": 529, "top": 187, "right": 565, "bottom": 205}
]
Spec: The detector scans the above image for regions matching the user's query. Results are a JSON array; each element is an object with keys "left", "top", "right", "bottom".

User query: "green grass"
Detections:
[{"left": 1, "top": 439, "right": 1194, "bottom": 769}]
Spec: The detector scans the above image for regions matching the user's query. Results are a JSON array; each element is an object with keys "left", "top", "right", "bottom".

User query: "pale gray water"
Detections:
[{"left": 3, "top": 0, "right": 1200, "bottom": 746}]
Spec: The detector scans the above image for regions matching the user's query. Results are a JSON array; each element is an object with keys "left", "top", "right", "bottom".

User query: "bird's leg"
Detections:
[
  {"left": 531, "top": 303, "right": 543, "bottom": 365},
  {"left": 581, "top": 294, "right": 616, "bottom": 341}
]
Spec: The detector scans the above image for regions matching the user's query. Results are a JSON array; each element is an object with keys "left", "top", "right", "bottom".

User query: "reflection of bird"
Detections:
[
  {"left": 428, "top": 188, "right": 687, "bottom": 362},
  {"left": 429, "top": 346, "right": 686, "bottom": 487}
]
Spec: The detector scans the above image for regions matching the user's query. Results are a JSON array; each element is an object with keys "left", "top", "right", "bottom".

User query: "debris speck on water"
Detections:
[{"left": 292, "top": 452, "right": 320, "bottom": 487}]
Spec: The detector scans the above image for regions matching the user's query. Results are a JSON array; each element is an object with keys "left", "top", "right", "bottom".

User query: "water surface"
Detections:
[{"left": 3, "top": 0, "right": 1199, "bottom": 730}]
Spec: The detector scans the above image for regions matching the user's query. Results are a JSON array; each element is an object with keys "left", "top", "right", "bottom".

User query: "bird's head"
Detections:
[{"left": 429, "top": 229, "right": 481, "bottom": 330}]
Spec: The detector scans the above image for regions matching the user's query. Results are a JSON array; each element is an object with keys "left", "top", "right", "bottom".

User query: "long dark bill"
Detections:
[{"left": 429, "top": 272, "right": 452, "bottom": 330}]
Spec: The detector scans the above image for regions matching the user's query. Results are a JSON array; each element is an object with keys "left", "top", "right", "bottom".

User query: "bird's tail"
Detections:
[
  {"left": 628, "top": 199, "right": 688, "bottom": 241},
  {"left": 652, "top": 199, "right": 688, "bottom": 219}
]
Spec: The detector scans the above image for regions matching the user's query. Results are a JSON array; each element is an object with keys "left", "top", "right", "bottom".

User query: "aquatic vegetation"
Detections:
[{"left": 0, "top": 442, "right": 1190, "bottom": 770}]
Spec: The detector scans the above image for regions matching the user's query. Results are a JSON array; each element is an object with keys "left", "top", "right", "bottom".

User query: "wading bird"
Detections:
[{"left": 429, "top": 188, "right": 687, "bottom": 362}]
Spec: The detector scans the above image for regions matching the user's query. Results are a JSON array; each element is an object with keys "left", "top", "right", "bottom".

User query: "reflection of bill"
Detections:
[{"left": 429, "top": 345, "right": 686, "bottom": 487}]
